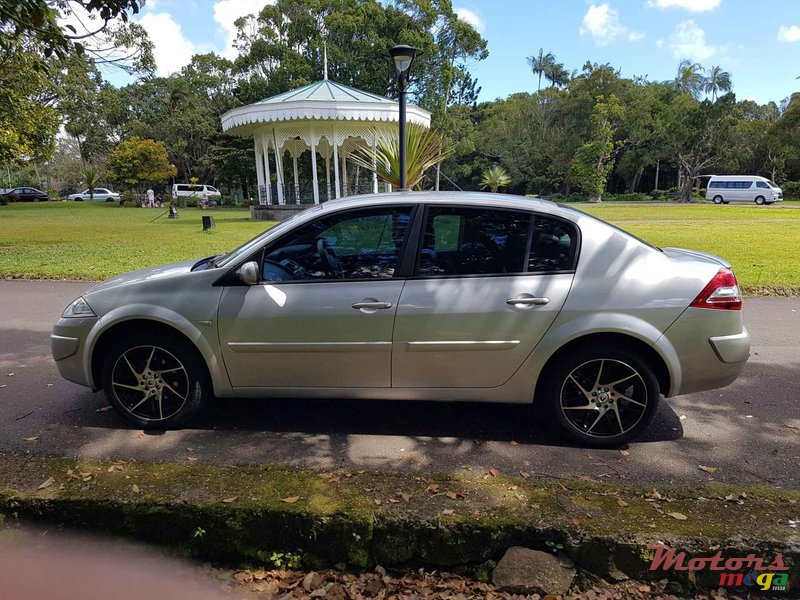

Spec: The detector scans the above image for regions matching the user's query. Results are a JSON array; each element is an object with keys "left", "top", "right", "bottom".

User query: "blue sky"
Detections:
[{"left": 114, "top": 0, "right": 800, "bottom": 104}]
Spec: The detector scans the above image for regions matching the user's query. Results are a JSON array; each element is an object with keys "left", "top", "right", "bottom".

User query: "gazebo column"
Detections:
[
  {"left": 372, "top": 135, "right": 378, "bottom": 194},
  {"left": 272, "top": 133, "right": 285, "bottom": 205},
  {"left": 341, "top": 151, "right": 348, "bottom": 197},
  {"left": 332, "top": 133, "right": 341, "bottom": 199},
  {"left": 310, "top": 138, "right": 320, "bottom": 205},
  {"left": 325, "top": 154, "right": 332, "bottom": 201},
  {"left": 292, "top": 154, "right": 300, "bottom": 204},
  {"left": 254, "top": 141, "right": 266, "bottom": 205},
  {"left": 263, "top": 139, "right": 272, "bottom": 205}
]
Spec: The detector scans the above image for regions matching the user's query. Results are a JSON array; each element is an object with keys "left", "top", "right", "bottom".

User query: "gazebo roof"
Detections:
[{"left": 221, "top": 79, "right": 431, "bottom": 137}]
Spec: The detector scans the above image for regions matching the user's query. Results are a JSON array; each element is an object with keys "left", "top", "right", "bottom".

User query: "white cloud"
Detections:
[
  {"left": 454, "top": 7, "right": 485, "bottom": 33},
  {"left": 670, "top": 19, "right": 714, "bottom": 60},
  {"left": 778, "top": 25, "right": 800, "bottom": 42},
  {"left": 655, "top": 38, "right": 664, "bottom": 48},
  {"left": 212, "top": 0, "right": 273, "bottom": 59},
  {"left": 138, "top": 12, "right": 196, "bottom": 76},
  {"left": 579, "top": 3, "right": 642, "bottom": 46},
  {"left": 648, "top": 0, "right": 721, "bottom": 11}
]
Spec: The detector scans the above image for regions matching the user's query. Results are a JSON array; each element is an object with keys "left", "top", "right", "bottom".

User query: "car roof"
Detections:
[{"left": 315, "top": 191, "right": 568, "bottom": 218}]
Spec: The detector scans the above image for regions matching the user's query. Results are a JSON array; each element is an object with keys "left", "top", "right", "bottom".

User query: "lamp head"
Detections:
[{"left": 389, "top": 44, "right": 418, "bottom": 75}]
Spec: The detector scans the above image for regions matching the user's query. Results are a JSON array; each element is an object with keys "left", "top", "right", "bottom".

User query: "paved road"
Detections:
[{"left": 1, "top": 280, "right": 798, "bottom": 488}]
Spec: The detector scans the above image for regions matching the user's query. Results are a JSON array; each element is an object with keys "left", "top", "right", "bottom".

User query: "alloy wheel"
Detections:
[
  {"left": 559, "top": 358, "right": 648, "bottom": 438},
  {"left": 111, "top": 345, "right": 189, "bottom": 422}
]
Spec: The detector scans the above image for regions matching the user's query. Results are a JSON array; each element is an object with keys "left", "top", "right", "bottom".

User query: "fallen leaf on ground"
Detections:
[
  {"left": 23, "top": 436, "right": 38, "bottom": 442},
  {"left": 699, "top": 465, "right": 718, "bottom": 474},
  {"left": 617, "top": 499, "right": 629, "bottom": 508},
  {"left": 399, "top": 492, "right": 412, "bottom": 502},
  {"left": 37, "top": 477, "right": 55, "bottom": 490},
  {"left": 619, "top": 449, "right": 630, "bottom": 457},
  {"left": 572, "top": 518, "right": 583, "bottom": 526},
  {"left": 425, "top": 483, "right": 440, "bottom": 494},
  {"left": 442, "top": 509, "right": 454, "bottom": 515},
  {"left": 519, "top": 471, "right": 530, "bottom": 478},
  {"left": 667, "top": 512, "right": 688, "bottom": 520},
  {"left": 132, "top": 484, "right": 140, "bottom": 493},
  {"left": 222, "top": 496, "right": 238, "bottom": 503},
  {"left": 489, "top": 468, "right": 499, "bottom": 478},
  {"left": 445, "top": 491, "right": 457, "bottom": 500},
  {"left": 387, "top": 498, "right": 400, "bottom": 504},
  {"left": 510, "top": 440, "right": 518, "bottom": 446},
  {"left": 280, "top": 496, "right": 300, "bottom": 504}
]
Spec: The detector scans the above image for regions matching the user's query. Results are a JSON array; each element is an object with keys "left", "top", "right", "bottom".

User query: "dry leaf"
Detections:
[
  {"left": 572, "top": 518, "right": 583, "bottom": 526},
  {"left": 442, "top": 509, "right": 454, "bottom": 515},
  {"left": 37, "top": 477, "right": 55, "bottom": 490},
  {"left": 510, "top": 440, "right": 518, "bottom": 446},
  {"left": 280, "top": 496, "right": 300, "bottom": 504},
  {"left": 619, "top": 449, "right": 630, "bottom": 457},
  {"left": 388, "top": 498, "right": 400, "bottom": 504},
  {"left": 132, "top": 484, "right": 141, "bottom": 493},
  {"left": 222, "top": 496, "right": 238, "bottom": 503},
  {"left": 699, "top": 465, "right": 718, "bottom": 474},
  {"left": 519, "top": 471, "right": 530, "bottom": 479},
  {"left": 426, "top": 483, "right": 440, "bottom": 494},
  {"left": 445, "top": 491, "right": 457, "bottom": 500},
  {"left": 667, "top": 512, "right": 688, "bottom": 520},
  {"left": 399, "top": 492, "right": 412, "bottom": 502},
  {"left": 373, "top": 499, "right": 382, "bottom": 506},
  {"left": 186, "top": 456, "right": 198, "bottom": 462},
  {"left": 23, "top": 436, "right": 38, "bottom": 442},
  {"left": 617, "top": 499, "right": 629, "bottom": 508},
  {"left": 489, "top": 468, "right": 499, "bottom": 478}
]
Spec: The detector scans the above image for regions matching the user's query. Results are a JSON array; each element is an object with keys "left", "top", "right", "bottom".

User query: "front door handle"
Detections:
[
  {"left": 506, "top": 296, "right": 550, "bottom": 306},
  {"left": 352, "top": 300, "right": 393, "bottom": 310}
]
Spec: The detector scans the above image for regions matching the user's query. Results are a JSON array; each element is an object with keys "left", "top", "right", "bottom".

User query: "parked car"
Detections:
[
  {"left": 172, "top": 183, "right": 221, "bottom": 202},
  {"left": 67, "top": 188, "right": 121, "bottom": 202},
  {"left": 51, "top": 192, "right": 750, "bottom": 446},
  {"left": 2, "top": 187, "right": 49, "bottom": 202},
  {"left": 705, "top": 175, "right": 783, "bottom": 205}
]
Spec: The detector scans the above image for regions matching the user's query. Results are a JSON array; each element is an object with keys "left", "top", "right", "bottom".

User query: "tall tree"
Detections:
[
  {"left": 705, "top": 65, "right": 732, "bottom": 101},
  {"left": 106, "top": 137, "right": 177, "bottom": 191},
  {"left": 570, "top": 95, "right": 623, "bottom": 203},
  {"left": 527, "top": 48, "right": 556, "bottom": 92},
  {"left": 675, "top": 59, "right": 705, "bottom": 99}
]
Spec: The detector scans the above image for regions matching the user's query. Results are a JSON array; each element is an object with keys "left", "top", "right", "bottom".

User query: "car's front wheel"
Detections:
[
  {"left": 712, "top": 195, "right": 724, "bottom": 205},
  {"left": 101, "top": 332, "right": 210, "bottom": 429},
  {"left": 541, "top": 346, "right": 660, "bottom": 447}
]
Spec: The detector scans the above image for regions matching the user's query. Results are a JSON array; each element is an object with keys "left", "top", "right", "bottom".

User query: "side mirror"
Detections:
[{"left": 236, "top": 261, "right": 260, "bottom": 285}]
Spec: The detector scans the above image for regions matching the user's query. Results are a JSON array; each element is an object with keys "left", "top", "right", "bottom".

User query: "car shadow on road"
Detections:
[{"left": 62, "top": 392, "right": 684, "bottom": 448}]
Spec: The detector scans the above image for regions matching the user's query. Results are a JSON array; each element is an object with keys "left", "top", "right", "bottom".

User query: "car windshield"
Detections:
[
  {"left": 768, "top": 180, "right": 779, "bottom": 188},
  {"left": 213, "top": 205, "right": 325, "bottom": 268}
]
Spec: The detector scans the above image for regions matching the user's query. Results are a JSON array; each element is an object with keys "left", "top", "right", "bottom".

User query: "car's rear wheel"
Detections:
[
  {"left": 101, "top": 332, "right": 209, "bottom": 429},
  {"left": 755, "top": 196, "right": 766, "bottom": 205},
  {"left": 712, "top": 195, "right": 724, "bottom": 205},
  {"left": 541, "top": 346, "right": 660, "bottom": 447}
]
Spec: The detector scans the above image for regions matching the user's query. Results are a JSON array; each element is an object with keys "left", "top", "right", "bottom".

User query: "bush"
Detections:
[
  {"left": 603, "top": 193, "right": 653, "bottom": 202},
  {"left": 781, "top": 181, "right": 800, "bottom": 200},
  {"left": 185, "top": 197, "right": 198, "bottom": 207}
]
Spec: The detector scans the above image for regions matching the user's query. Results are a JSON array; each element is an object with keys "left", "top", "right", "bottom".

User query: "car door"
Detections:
[
  {"left": 392, "top": 205, "right": 577, "bottom": 389},
  {"left": 217, "top": 204, "right": 414, "bottom": 389}
]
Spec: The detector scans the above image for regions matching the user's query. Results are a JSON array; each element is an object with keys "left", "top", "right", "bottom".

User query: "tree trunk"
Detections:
[
  {"left": 589, "top": 192, "right": 602, "bottom": 203},
  {"left": 654, "top": 160, "right": 660, "bottom": 190}
]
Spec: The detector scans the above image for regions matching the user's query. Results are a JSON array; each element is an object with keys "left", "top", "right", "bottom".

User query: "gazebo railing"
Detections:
[{"left": 257, "top": 180, "right": 381, "bottom": 206}]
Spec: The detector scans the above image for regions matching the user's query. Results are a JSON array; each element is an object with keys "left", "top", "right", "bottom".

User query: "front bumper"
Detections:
[{"left": 51, "top": 317, "right": 98, "bottom": 388}]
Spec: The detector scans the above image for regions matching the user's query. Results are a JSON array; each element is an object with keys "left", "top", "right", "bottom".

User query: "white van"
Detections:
[
  {"left": 172, "top": 184, "right": 221, "bottom": 201},
  {"left": 705, "top": 175, "right": 783, "bottom": 205}
]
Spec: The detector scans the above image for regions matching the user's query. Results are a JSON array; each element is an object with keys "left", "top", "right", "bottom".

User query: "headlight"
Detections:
[{"left": 62, "top": 297, "right": 96, "bottom": 318}]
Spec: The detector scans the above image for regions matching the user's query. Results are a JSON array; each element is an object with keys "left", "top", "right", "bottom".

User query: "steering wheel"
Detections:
[{"left": 316, "top": 238, "right": 345, "bottom": 279}]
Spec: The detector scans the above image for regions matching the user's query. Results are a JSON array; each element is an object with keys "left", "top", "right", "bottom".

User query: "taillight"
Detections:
[{"left": 690, "top": 268, "right": 742, "bottom": 310}]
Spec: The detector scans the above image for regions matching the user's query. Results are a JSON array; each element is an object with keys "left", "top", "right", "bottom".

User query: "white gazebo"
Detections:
[{"left": 221, "top": 76, "right": 431, "bottom": 207}]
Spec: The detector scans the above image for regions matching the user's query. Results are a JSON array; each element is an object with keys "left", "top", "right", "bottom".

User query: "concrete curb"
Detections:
[{"left": 1, "top": 454, "right": 798, "bottom": 593}]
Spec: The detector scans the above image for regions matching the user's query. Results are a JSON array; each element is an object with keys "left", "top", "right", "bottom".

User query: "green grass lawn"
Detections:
[{"left": 1, "top": 201, "right": 798, "bottom": 294}]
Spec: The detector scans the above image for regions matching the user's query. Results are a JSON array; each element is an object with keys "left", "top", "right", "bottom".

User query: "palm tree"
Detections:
[
  {"left": 83, "top": 165, "right": 100, "bottom": 202},
  {"left": 675, "top": 59, "right": 705, "bottom": 98},
  {"left": 480, "top": 166, "right": 512, "bottom": 193},
  {"left": 546, "top": 63, "right": 570, "bottom": 88},
  {"left": 349, "top": 124, "right": 453, "bottom": 190},
  {"left": 705, "top": 65, "right": 732, "bottom": 101},
  {"left": 527, "top": 48, "right": 556, "bottom": 92}
]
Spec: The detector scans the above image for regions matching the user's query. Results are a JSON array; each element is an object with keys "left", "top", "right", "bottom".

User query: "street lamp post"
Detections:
[{"left": 389, "top": 44, "right": 418, "bottom": 192}]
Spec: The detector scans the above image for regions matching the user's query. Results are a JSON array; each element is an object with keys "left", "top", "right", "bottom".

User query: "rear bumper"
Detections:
[{"left": 658, "top": 309, "right": 749, "bottom": 397}]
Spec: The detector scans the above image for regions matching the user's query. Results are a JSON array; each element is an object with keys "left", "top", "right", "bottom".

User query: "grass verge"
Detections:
[
  {"left": 1, "top": 453, "right": 797, "bottom": 591},
  {"left": 1, "top": 201, "right": 799, "bottom": 294}
]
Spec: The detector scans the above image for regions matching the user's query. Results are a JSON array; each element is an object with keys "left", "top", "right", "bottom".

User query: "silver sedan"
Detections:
[{"left": 51, "top": 193, "right": 750, "bottom": 446}]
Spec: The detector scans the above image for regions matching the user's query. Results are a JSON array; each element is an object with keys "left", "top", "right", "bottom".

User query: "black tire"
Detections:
[
  {"left": 540, "top": 346, "right": 660, "bottom": 448},
  {"left": 755, "top": 196, "right": 766, "bottom": 205},
  {"left": 101, "top": 331, "right": 210, "bottom": 429},
  {"left": 712, "top": 195, "right": 724, "bottom": 205}
]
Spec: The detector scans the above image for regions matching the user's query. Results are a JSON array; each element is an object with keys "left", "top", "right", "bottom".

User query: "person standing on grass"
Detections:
[{"left": 146, "top": 188, "right": 155, "bottom": 208}]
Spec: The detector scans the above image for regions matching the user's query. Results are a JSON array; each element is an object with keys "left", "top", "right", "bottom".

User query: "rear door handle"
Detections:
[
  {"left": 506, "top": 296, "right": 550, "bottom": 306},
  {"left": 352, "top": 300, "right": 393, "bottom": 310}
]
